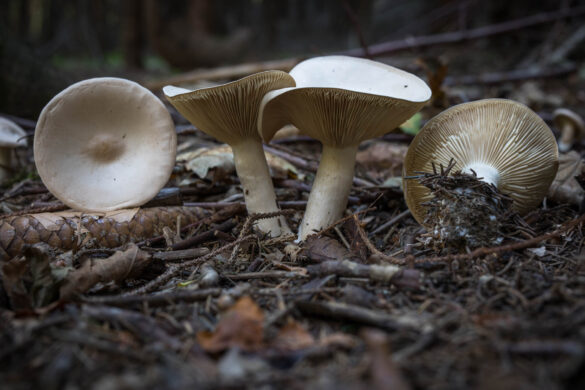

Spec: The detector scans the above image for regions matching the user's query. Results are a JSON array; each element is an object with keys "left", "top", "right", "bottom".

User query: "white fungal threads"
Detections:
[{"left": 461, "top": 162, "right": 501, "bottom": 187}]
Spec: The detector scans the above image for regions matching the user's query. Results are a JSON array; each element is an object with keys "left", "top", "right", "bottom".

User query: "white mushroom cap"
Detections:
[
  {"left": 403, "top": 99, "right": 559, "bottom": 226},
  {"left": 0, "top": 117, "right": 27, "bottom": 148},
  {"left": 34, "top": 77, "right": 177, "bottom": 212},
  {"left": 259, "top": 55, "right": 431, "bottom": 145},
  {"left": 553, "top": 108, "right": 585, "bottom": 152}
]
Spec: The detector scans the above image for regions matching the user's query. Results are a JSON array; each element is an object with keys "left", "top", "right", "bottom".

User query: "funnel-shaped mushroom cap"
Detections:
[
  {"left": 34, "top": 77, "right": 176, "bottom": 212},
  {"left": 0, "top": 117, "right": 27, "bottom": 147},
  {"left": 403, "top": 99, "right": 558, "bottom": 225},
  {"left": 553, "top": 108, "right": 585, "bottom": 135},
  {"left": 259, "top": 56, "right": 431, "bottom": 146},
  {"left": 163, "top": 71, "right": 295, "bottom": 145}
]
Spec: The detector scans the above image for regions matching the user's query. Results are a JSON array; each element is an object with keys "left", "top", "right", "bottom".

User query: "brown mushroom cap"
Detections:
[
  {"left": 163, "top": 71, "right": 295, "bottom": 145},
  {"left": 553, "top": 108, "right": 585, "bottom": 152},
  {"left": 34, "top": 77, "right": 176, "bottom": 212},
  {"left": 403, "top": 99, "right": 558, "bottom": 225},
  {"left": 553, "top": 108, "right": 585, "bottom": 136},
  {"left": 259, "top": 56, "right": 431, "bottom": 146}
]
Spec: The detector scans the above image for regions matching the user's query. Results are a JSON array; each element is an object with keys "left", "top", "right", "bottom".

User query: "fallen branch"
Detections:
[
  {"left": 306, "top": 260, "right": 421, "bottom": 290},
  {"left": 83, "top": 288, "right": 221, "bottom": 307},
  {"left": 295, "top": 300, "right": 425, "bottom": 331},
  {"left": 342, "top": 6, "right": 585, "bottom": 57}
]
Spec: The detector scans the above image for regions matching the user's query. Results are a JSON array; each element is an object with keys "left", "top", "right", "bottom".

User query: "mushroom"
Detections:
[
  {"left": 0, "top": 117, "right": 27, "bottom": 183},
  {"left": 258, "top": 56, "right": 431, "bottom": 240},
  {"left": 553, "top": 108, "right": 585, "bottom": 152},
  {"left": 34, "top": 77, "right": 177, "bottom": 212},
  {"left": 163, "top": 71, "right": 296, "bottom": 237},
  {"left": 403, "top": 99, "right": 559, "bottom": 226}
]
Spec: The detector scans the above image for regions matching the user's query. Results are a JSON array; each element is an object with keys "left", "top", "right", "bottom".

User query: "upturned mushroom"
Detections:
[
  {"left": 0, "top": 117, "right": 27, "bottom": 183},
  {"left": 403, "top": 99, "right": 559, "bottom": 226},
  {"left": 258, "top": 56, "right": 431, "bottom": 240},
  {"left": 163, "top": 71, "right": 296, "bottom": 237},
  {"left": 553, "top": 108, "right": 585, "bottom": 152},
  {"left": 34, "top": 77, "right": 177, "bottom": 212}
]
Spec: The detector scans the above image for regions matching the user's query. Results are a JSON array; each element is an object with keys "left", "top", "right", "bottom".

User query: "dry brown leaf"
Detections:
[
  {"left": 302, "top": 236, "right": 351, "bottom": 263},
  {"left": 197, "top": 295, "right": 265, "bottom": 353},
  {"left": 59, "top": 243, "right": 152, "bottom": 300},
  {"left": 272, "top": 320, "right": 315, "bottom": 351},
  {"left": 356, "top": 142, "right": 408, "bottom": 181}
]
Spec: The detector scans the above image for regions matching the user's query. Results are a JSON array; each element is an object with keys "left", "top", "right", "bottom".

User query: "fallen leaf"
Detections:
[
  {"left": 59, "top": 243, "right": 152, "bottom": 300},
  {"left": 0, "top": 243, "right": 61, "bottom": 310},
  {"left": 356, "top": 142, "right": 408, "bottom": 181},
  {"left": 182, "top": 144, "right": 302, "bottom": 180},
  {"left": 302, "top": 236, "right": 351, "bottom": 263},
  {"left": 197, "top": 295, "right": 265, "bottom": 353},
  {"left": 272, "top": 321, "right": 315, "bottom": 351}
]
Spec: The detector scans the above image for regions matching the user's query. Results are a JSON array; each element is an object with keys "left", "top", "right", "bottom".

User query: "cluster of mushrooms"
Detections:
[{"left": 33, "top": 55, "right": 564, "bottom": 245}]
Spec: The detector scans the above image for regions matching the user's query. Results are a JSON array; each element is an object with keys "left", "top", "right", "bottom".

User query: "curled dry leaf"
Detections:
[
  {"left": 548, "top": 151, "right": 585, "bottom": 206},
  {"left": 59, "top": 243, "right": 152, "bottom": 300},
  {"left": 197, "top": 295, "right": 265, "bottom": 353}
]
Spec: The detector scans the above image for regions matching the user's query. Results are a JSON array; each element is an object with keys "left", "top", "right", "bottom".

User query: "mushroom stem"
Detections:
[
  {"left": 461, "top": 162, "right": 501, "bottom": 187},
  {"left": 0, "top": 148, "right": 11, "bottom": 182},
  {"left": 559, "top": 123, "right": 575, "bottom": 152},
  {"left": 299, "top": 144, "right": 359, "bottom": 241},
  {"left": 231, "top": 139, "right": 291, "bottom": 237}
]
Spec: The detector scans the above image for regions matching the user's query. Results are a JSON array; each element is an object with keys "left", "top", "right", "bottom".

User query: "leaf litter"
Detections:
[{"left": 2, "top": 66, "right": 585, "bottom": 390}]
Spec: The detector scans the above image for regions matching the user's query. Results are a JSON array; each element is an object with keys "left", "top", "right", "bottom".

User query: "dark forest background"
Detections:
[{"left": 0, "top": 0, "right": 583, "bottom": 117}]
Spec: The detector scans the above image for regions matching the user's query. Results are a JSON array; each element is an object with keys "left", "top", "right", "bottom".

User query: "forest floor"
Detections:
[{"left": 2, "top": 34, "right": 585, "bottom": 389}]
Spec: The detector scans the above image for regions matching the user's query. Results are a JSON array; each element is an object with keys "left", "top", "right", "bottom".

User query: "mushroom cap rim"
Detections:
[
  {"left": 553, "top": 108, "right": 585, "bottom": 135},
  {"left": 162, "top": 70, "right": 294, "bottom": 98}
]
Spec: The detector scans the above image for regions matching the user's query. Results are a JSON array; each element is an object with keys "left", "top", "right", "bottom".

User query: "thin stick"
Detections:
[{"left": 342, "top": 6, "right": 585, "bottom": 58}]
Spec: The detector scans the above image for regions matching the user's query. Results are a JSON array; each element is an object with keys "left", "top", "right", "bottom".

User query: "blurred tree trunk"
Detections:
[{"left": 123, "top": 0, "right": 143, "bottom": 69}]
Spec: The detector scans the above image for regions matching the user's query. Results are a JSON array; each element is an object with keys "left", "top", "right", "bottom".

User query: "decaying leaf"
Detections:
[
  {"left": 272, "top": 320, "right": 315, "bottom": 351},
  {"left": 180, "top": 144, "right": 302, "bottom": 180},
  {"left": 197, "top": 295, "right": 265, "bottom": 353},
  {"left": 356, "top": 142, "right": 408, "bottom": 181},
  {"left": 59, "top": 243, "right": 152, "bottom": 300},
  {"left": 301, "top": 236, "right": 352, "bottom": 263},
  {"left": 0, "top": 243, "right": 61, "bottom": 310}
]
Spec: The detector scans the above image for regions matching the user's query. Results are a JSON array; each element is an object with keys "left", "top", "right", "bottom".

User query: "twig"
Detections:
[
  {"left": 228, "top": 209, "right": 296, "bottom": 262},
  {"left": 222, "top": 271, "right": 307, "bottom": 280},
  {"left": 411, "top": 212, "right": 585, "bottom": 265},
  {"left": 352, "top": 214, "right": 404, "bottom": 265},
  {"left": 171, "top": 219, "right": 236, "bottom": 250},
  {"left": 444, "top": 63, "right": 577, "bottom": 86},
  {"left": 295, "top": 300, "right": 425, "bottom": 331},
  {"left": 306, "top": 259, "right": 421, "bottom": 290},
  {"left": 124, "top": 234, "right": 256, "bottom": 295},
  {"left": 370, "top": 209, "right": 411, "bottom": 236},
  {"left": 342, "top": 6, "right": 585, "bottom": 57},
  {"left": 83, "top": 288, "right": 221, "bottom": 306}
]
